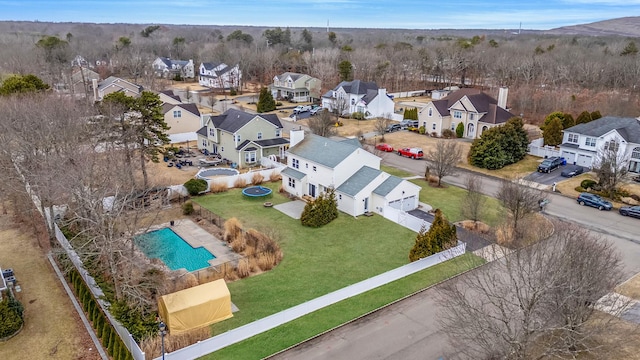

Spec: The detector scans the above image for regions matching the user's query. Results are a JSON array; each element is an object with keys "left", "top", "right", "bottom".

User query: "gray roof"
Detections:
[
  {"left": 196, "top": 126, "right": 207, "bottom": 136},
  {"left": 159, "top": 57, "right": 190, "bottom": 68},
  {"left": 332, "top": 80, "right": 378, "bottom": 95},
  {"left": 281, "top": 167, "right": 306, "bottom": 180},
  {"left": 336, "top": 166, "right": 382, "bottom": 196},
  {"left": 98, "top": 76, "right": 142, "bottom": 92},
  {"left": 255, "top": 138, "right": 290, "bottom": 147},
  {"left": 275, "top": 72, "right": 303, "bottom": 82},
  {"left": 287, "top": 134, "right": 362, "bottom": 168},
  {"left": 373, "top": 176, "right": 404, "bottom": 196},
  {"left": 560, "top": 142, "right": 580, "bottom": 149},
  {"left": 360, "top": 89, "right": 379, "bottom": 104},
  {"left": 340, "top": 137, "right": 361, "bottom": 147},
  {"left": 162, "top": 103, "right": 200, "bottom": 116},
  {"left": 563, "top": 116, "right": 640, "bottom": 143},
  {"left": 209, "top": 109, "right": 282, "bottom": 133},
  {"left": 429, "top": 88, "right": 514, "bottom": 124},
  {"left": 159, "top": 89, "right": 181, "bottom": 102}
]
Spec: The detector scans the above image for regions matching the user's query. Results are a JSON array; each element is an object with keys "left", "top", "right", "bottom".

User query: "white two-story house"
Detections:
[
  {"left": 152, "top": 57, "right": 195, "bottom": 79},
  {"left": 271, "top": 72, "right": 322, "bottom": 102},
  {"left": 198, "top": 62, "right": 242, "bottom": 89},
  {"left": 321, "top": 80, "right": 397, "bottom": 119},
  {"left": 418, "top": 87, "right": 514, "bottom": 139},
  {"left": 559, "top": 116, "right": 640, "bottom": 172},
  {"left": 281, "top": 130, "right": 421, "bottom": 217}
]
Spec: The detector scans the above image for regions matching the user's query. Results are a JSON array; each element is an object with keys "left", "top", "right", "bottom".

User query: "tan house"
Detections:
[
  {"left": 271, "top": 72, "right": 321, "bottom": 102},
  {"left": 163, "top": 103, "right": 201, "bottom": 143},
  {"left": 158, "top": 90, "right": 183, "bottom": 105},
  {"left": 93, "top": 76, "right": 142, "bottom": 102},
  {"left": 196, "top": 109, "right": 289, "bottom": 168},
  {"left": 418, "top": 87, "right": 514, "bottom": 139}
]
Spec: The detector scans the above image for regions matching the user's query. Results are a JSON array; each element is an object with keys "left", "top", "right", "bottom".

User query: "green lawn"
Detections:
[
  {"left": 193, "top": 182, "right": 417, "bottom": 335},
  {"left": 380, "top": 164, "right": 415, "bottom": 178},
  {"left": 203, "top": 252, "right": 483, "bottom": 359},
  {"left": 410, "top": 179, "right": 503, "bottom": 226}
]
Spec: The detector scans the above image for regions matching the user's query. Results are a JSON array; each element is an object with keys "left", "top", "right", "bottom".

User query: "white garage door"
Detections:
[
  {"left": 562, "top": 151, "right": 576, "bottom": 164},
  {"left": 388, "top": 196, "right": 417, "bottom": 212},
  {"left": 577, "top": 154, "right": 592, "bottom": 167}
]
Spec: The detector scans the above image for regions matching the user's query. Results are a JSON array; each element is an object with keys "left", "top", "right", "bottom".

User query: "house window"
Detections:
[
  {"left": 451, "top": 123, "right": 455, "bottom": 130},
  {"left": 453, "top": 111, "right": 462, "bottom": 119},
  {"left": 244, "top": 151, "right": 256, "bottom": 163},
  {"left": 173, "top": 110, "right": 182, "bottom": 118},
  {"left": 257, "top": 132, "right": 263, "bottom": 140},
  {"left": 292, "top": 158, "right": 299, "bottom": 169},
  {"left": 313, "top": 166, "right": 317, "bottom": 172},
  {"left": 568, "top": 133, "right": 579, "bottom": 143},
  {"left": 351, "top": 98, "right": 355, "bottom": 105},
  {"left": 221, "top": 147, "right": 224, "bottom": 152},
  {"left": 432, "top": 123, "right": 436, "bottom": 130},
  {"left": 632, "top": 147, "right": 640, "bottom": 159},
  {"left": 306, "top": 163, "right": 308, "bottom": 169},
  {"left": 428, "top": 108, "right": 433, "bottom": 117},
  {"left": 338, "top": 194, "right": 342, "bottom": 200},
  {"left": 276, "top": 129, "right": 282, "bottom": 137},
  {"left": 604, "top": 140, "right": 619, "bottom": 152},
  {"left": 469, "top": 113, "right": 475, "bottom": 120},
  {"left": 288, "top": 178, "right": 296, "bottom": 188},
  {"left": 235, "top": 134, "right": 241, "bottom": 142},
  {"left": 209, "top": 128, "right": 215, "bottom": 136},
  {"left": 585, "top": 137, "right": 596, "bottom": 147},
  {"left": 201, "top": 139, "right": 207, "bottom": 147},
  {"left": 357, "top": 106, "right": 365, "bottom": 113}
]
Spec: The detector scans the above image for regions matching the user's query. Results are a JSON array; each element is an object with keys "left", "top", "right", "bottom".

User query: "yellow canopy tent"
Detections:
[{"left": 158, "top": 279, "right": 233, "bottom": 334}]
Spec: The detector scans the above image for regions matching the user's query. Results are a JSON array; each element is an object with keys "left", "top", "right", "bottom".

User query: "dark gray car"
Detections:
[
  {"left": 561, "top": 165, "right": 584, "bottom": 177},
  {"left": 619, "top": 205, "right": 640, "bottom": 218},
  {"left": 577, "top": 192, "right": 612, "bottom": 211}
]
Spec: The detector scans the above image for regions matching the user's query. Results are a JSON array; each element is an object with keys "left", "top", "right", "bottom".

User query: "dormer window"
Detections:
[{"left": 173, "top": 110, "right": 182, "bottom": 118}]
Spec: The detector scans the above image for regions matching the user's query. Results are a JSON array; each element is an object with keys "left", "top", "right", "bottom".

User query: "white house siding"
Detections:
[
  {"left": 333, "top": 150, "right": 380, "bottom": 187},
  {"left": 364, "top": 91, "right": 395, "bottom": 119},
  {"left": 336, "top": 192, "right": 357, "bottom": 217}
]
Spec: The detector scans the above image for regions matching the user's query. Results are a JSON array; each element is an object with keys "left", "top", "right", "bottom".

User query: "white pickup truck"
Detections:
[{"left": 293, "top": 105, "right": 312, "bottom": 114}]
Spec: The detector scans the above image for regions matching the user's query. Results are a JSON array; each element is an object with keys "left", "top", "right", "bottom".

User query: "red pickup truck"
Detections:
[{"left": 397, "top": 147, "right": 423, "bottom": 159}]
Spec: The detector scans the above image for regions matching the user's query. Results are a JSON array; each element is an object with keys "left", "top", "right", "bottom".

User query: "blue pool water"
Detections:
[{"left": 134, "top": 228, "right": 215, "bottom": 272}]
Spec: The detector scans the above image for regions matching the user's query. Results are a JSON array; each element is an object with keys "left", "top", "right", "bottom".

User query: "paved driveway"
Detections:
[{"left": 524, "top": 165, "right": 583, "bottom": 185}]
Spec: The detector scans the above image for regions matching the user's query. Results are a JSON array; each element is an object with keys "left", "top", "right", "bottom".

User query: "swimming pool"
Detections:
[{"left": 134, "top": 228, "right": 215, "bottom": 272}]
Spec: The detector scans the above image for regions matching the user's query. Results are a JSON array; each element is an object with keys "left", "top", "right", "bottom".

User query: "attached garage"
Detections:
[
  {"left": 158, "top": 279, "right": 233, "bottom": 334},
  {"left": 388, "top": 195, "right": 417, "bottom": 212},
  {"left": 561, "top": 151, "right": 576, "bottom": 164},
  {"left": 577, "top": 154, "right": 593, "bottom": 168}
]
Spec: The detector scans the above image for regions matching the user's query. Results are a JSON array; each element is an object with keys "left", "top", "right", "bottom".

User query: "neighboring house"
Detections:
[
  {"left": 281, "top": 130, "right": 421, "bottom": 217},
  {"left": 71, "top": 55, "right": 91, "bottom": 68},
  {"left": 163, "top": 103, "right": 201, "bottom": 143},
  {"left": 321, "top": 80, "right": 396, "bottom": 119},
  {"left": 559, "top": 116, "right": 640, "bottom": 172},
  {"left": 64, "top": 66, "right": 100, "bottom": 96},
  {"left": 198, "top": 62, "right": 241, "bottom": 89},
  {"left": 158, "top": 89, "right": 183, "bottom": 105},
  {"left": 152, "top": 57, "right": 195, "bottom": 79},
  {"left": 92, "top": 76, "right": 143, "bottom": 102},
  {"left": 271, "top": 72, "right": 321, "bottom": 102},
  {"left": 418, "top": 87, "right": 514, "bottom": 139},
  {"left": 196, "top": 109, "right": 288, "bottom": 168}
]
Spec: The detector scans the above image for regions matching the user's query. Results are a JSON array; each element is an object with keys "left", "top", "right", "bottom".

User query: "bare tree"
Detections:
[
  {"left": 424, "top": 140, "right": 462, "bottom": 187},
  {"left": 332, "top": 96, "right": 349, "bottom": 123},
  {"left": 438, "top": 223, "right": 628, "bottom": 360},
  {"left": 496, "top": 179, "right": 543, "bottom": 237},
  {"left": 461, "top": 173, "right": 485, "bottom": 222},
  {"left": 307, "top": 109, "right": 337, "bottom": 137},
  {"left": 593, "top": 141, "right": 628, "bottom": 198},
  {"left": 374, "top": 115, "right": 391, "bottom": 141}
]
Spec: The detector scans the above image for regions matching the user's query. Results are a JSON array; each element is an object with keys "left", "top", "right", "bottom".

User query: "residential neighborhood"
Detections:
[{"left": 3, "top": 15, "right": 640, "bottom": 360}]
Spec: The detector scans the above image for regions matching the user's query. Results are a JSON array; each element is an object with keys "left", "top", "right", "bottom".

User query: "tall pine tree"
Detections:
[
  {"left": 409, "top": 209, "right": 457, "bottom": 261},
  {"left": 257, "top": 87, "right": 276, "bottom": 113}
]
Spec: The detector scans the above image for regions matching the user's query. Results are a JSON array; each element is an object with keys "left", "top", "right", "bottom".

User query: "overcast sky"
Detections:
[{"left": 0, "top": 0, "right": 637, "bottom": 30}]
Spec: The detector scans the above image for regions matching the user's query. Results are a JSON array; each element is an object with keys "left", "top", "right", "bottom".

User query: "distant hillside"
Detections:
[{"left": 547, "top": 16, "right": 640, "bottom": 37}]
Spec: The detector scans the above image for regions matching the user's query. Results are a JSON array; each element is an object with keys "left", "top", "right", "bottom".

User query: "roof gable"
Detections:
[
  {"left": 163, "top": 103, "right": 200, "bottom": 116},
  {"left": 336, "top": 166, "right": 383, "bottom": 196},
  {"left": 288, "top": 134, "right": 361, "bottom": 168},
  {"left": 209, "top": 109, "right": 282, "bottom": 133},
  {"left": 564, "top": 116, "right": 640, "bottom": 143}
]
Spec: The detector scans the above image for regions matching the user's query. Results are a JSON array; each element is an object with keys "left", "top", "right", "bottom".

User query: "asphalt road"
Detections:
[{"left": 269, "top": 153, "right": 640, "bottom": 360}]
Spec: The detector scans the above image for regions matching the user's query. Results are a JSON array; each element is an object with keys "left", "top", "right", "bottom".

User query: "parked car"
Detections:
[
  {"left": 399, "top": 119, "right": 419, "bottom": 129},
  {"left": 310, "top": 106, "right": 322, "bottom": 115},
  {"left": 397, "top": 147, "right": 424, "bottom": 159},
  {"left": 385, "top": 123, "right": 402, "bottom": 133},
  {"left": 619, "top": 205, "right": 640, "bottom": 218},
  {"left": 537, "top": 156, "right": 563, "bottom": 173},
  {"left": 561, "top": 165, "right": 584, "bottom": 177},
  {"left": 293, "top": 105, "right": 311, "bottom": 114},
  {"left": 577, "top": 192, "right": 613, "bottom": 211},
  {"left": 375, "top": 143, "right": 394, "bottom": 152}
]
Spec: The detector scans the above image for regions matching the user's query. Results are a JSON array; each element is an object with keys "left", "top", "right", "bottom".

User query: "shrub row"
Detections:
[
  {"left": 0, "top": 294, "right": 23, "bottom": 338},
  {"left": 67, "top": 268, "right": 133, "bottom": 360}
]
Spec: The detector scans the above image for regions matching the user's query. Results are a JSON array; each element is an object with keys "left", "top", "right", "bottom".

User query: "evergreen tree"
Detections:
[
  {"left": 132, "top": 91, "right": 170, "bottom": 188},
  {"left": 543, "top": 117, "right": 563, "bottom": 146},
  {"left": 562, "top": 112, "right": 575, "bottom": 129},
  {"left": 338, "top": 60, "right": 353, "bottom": 81},
  {"left": 409, "top": 209, "right": 457, "bottom": 261},
  {"left": 620, "top": 41, "right": 638, "bottom": 56},
  {"left": 301, "top": 188, "right": 338, "bottom": 227},
  {"left": 456, "top": 122, "right": 464, "bottom": 138},
  {"left": 468, "top": 117, "right": 528, "bottom": 170},
  {"left": 257, "top": 87, "right": 276, "bottom": 113},
  {"left": 575, "top": 110, "right": 592, "bottom": 124},
  {"left": 591, "top": 110, "right": 602, "bottom": 121}
]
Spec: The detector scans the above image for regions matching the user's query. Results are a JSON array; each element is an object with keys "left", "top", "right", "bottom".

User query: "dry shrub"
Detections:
[
  {"left": 279, "top": 185, "right": 285, "bottom": 193},
  {"left": 170, "top": 272, "right": 199, "bottom": 292},
  {"left": 196, "top": 267, "right": 224, "bottom": 284},
  {"left": 141, "top": 326, "right": 210, "bottom": 359},
  {"left": 248, "top": 257, "right": 259, "bottom": 272},
  {"left": 257, "top": 252, "right": 277, "bottom": 271},
  {"left": 230, "top": 234, "right": 246, "bottom": 252},
  {"left": 233, "top": 177, "right": 247, "bottom": 188},
  {"left": 269, "top": 171, "right": 281, "bottom": 182},
  {"left": 246, "top": 229, "right": 280, "bottom": 255},
  {"left": 244, "top": 245, "right": 256, "bottom": 258},
  {"left": 223, "top": 217, "right": 243, "bottom": 243},
  {"left": 251, "top": 172, "right": 264, "bottom": 185},
  {"left": 209, "top": 181, "right": 228, "bottom": 193},
  {"left": 236, "top": 259, "right": 251, "bottom": 278},
  {"left": 428, "top": 175, "right": 439, "bottom": 186},
  {"left": 495, "top": 223, "right": 514, "bottom": 247},
  {"left": 458, "top": 220, "right": 491, "bottom": 234}
]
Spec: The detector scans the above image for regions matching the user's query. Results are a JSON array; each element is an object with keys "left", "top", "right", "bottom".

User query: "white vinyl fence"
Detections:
[
  {"left": 155, "top": 242, "right": 466, "bottom": 360},
  {"left": 202, "top": 164, "right": 285, "bottom": 190},
  {"left": 528, "top": 138, "right": 561, "bottom": 158},
  {"left": 382, "top": 206, "right": 430, "bottom": 233},
  {"left": 388, "top": 90, "right": 428, "bottom": 98}
]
